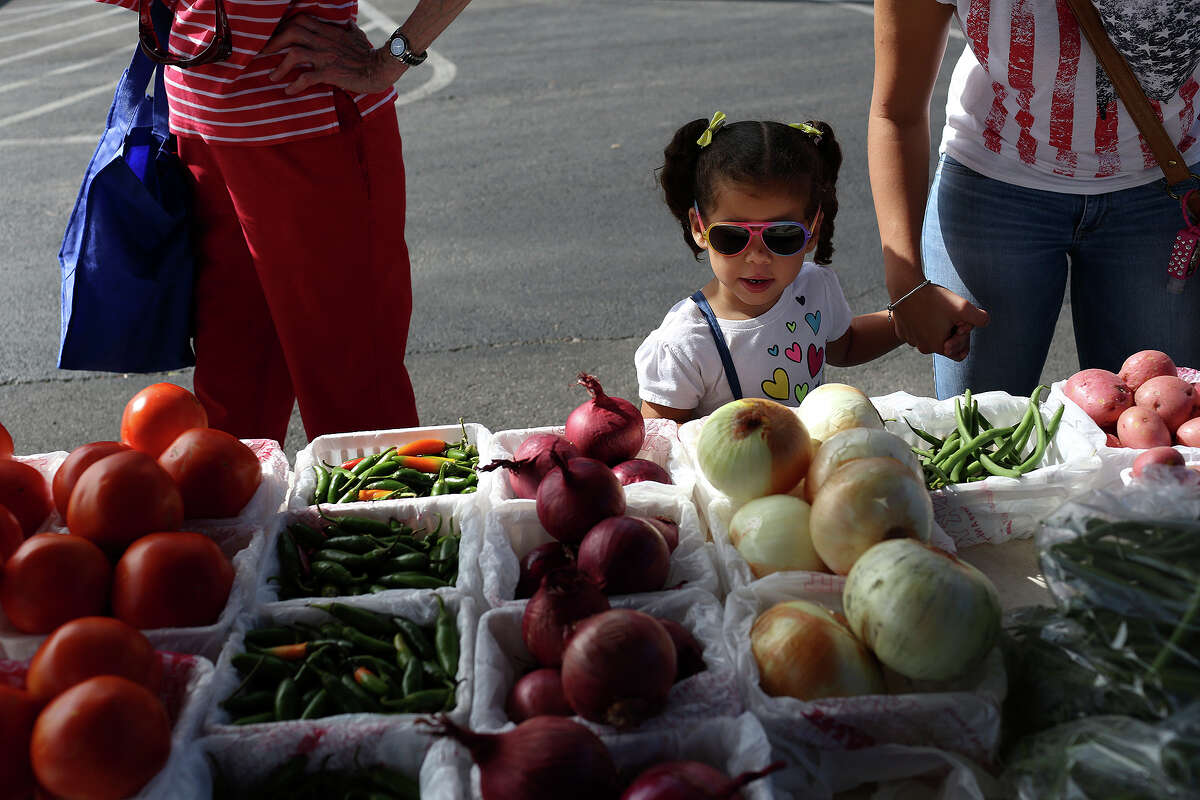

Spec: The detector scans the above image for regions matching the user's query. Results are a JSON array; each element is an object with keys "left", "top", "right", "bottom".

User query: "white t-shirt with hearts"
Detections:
[{"left": 635, "top": 263, "right": 853, "bottom": 417}]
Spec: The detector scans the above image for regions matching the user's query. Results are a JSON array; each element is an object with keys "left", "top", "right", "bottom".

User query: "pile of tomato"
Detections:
[{"left": 0, "top": 382, "right": 266, "bottom": 799}]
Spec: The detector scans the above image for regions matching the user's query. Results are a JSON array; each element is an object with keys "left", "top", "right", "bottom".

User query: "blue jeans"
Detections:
[{"left": 922, "top": 154, "right": 1200, "bottom": 400}]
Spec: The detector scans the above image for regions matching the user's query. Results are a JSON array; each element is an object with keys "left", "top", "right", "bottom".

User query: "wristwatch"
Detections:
[{"left": 386, "top": 30, "right": 427, "bottom": 66}]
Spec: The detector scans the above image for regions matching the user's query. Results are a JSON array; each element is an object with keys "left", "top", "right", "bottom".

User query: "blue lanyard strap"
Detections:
[{"left": 690, "top": 290, "right": 743, "bottom": 400}]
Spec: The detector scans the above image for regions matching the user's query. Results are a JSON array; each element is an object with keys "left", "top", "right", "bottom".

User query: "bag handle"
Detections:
[
  {"left": 690, "top": 290, "right": 744, "bottom": 400},
  {"left": 1064, "top": 0, "right": 1199, "bottom": 217},
  {"left": 112, "top": 2, "right": 172, "bottom": 142},
  {"left": 139, "top": 0, "right": 232, "bottom": 68}
]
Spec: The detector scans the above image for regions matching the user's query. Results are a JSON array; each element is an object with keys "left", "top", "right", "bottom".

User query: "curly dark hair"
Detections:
[{"left": 657, "top": 117, "right": 842, "bottom": 265}]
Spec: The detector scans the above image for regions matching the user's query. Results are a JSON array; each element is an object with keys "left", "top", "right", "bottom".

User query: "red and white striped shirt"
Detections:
[
  {"left": 99, "top": 0, "right": 396, "bottom": 145},
  {"left": 938, "top": 0, "right": 1200, "bottom": 193}
]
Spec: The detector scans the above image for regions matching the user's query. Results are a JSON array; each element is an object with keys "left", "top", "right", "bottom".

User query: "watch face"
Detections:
[{"left": 389, "top": 35, "right": 406, "bottom": 57}]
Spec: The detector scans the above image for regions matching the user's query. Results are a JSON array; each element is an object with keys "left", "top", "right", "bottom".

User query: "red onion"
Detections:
[
  {"left": 620, "top": 760, "right": 785, "bottom": 800},
  {"left": 642, "top": 515, "right": 680, "bottom": 553},
  {"left": 522, "top": 567, "right": 610, "bottom": 667},
  {"left": 506, "top": 667, "right": 573, "bottom": 722},
  {"left": 613, "top": 458, "right": 673, "bottom": 486},
  {"left": 483, "top": 434, "right": 581, "bottom": 499},
  {"left": 561, "top": 609, "right": 676, "bottom": 729},
  {"left": 577, "top": 516, "right": 670, "bottom": 595},
  {"left": 535, "top": 453, "right": 625, "bottom": 546},
  {"left": 656, "top": 618, "right": 706, "bottom": 681},
  {"left": 426, "top": 715, "right": 619, "bottom": 800},
  {"left": 515, "top": 541, "right": 575, "bottom": 600},
  {"left": 566, "top": 373, "right": 645, "bottom": 466}
]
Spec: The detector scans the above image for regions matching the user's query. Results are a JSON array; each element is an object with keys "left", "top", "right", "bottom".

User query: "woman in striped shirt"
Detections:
[
  {"left": 98, "top": 0, "right": 473, "bottom": 443},
  {"left": 869, "top": 0, "right": 1200, "bottom": 400}
]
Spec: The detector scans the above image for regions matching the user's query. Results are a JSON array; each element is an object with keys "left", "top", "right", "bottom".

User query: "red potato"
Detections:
[
  {"left": 1177, "top": 418, "right": 1200, "bottom": 448},
  {"left": 1104, "top": 433, "right": 1123, "bottom": 448},
  {"left": 1131, "top": 446, "right": 1185, "bottom": 478},
  {"left": 1063, "top": 369, "right": 1133, "bottom": 428},
  {"left": 1134, "top": 376, "right": 1196, "bottom": 432},
  {"left": 1118, "top": 349, "right": 1177, "bottom": 393},
  {"left": 1117, "top": 405, "right": 1172, "bottom": 450}
]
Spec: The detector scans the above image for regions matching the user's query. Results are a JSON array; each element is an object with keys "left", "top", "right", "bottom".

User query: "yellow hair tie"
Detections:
[
  {"left": 696, "top": 111, "right": 727, "bottom": 148},
  {"left": 788, "top": 121, "right": 823, "bottom": 142}
]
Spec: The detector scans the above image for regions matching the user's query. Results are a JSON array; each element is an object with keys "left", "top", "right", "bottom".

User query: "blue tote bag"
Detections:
[{"left": 57, "top": 1, "right": 195, "bottom": 373}]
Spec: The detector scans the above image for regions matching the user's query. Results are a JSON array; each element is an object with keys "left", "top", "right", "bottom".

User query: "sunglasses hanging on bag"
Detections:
[
  {"left": 1064, "top": 0, "right": 1200, "bottom": 293},
  {"left": 138, "top": 0, "right": 233, "bottom": 68}
]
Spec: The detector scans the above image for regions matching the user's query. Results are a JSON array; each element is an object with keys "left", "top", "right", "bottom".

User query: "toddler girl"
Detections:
[{"left": 636, "top": 112, "right": 922, "bottom": 422}]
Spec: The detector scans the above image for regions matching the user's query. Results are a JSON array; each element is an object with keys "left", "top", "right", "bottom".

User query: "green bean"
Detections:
[
  {"left": 904, "top": 417, "right": 944, "bottom": 448},
  {"left": 979, "top": 451, "right": 1022, "bottom": 478}
]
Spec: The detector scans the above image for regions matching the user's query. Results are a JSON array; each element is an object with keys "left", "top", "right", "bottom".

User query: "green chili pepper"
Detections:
[
  {"left": 393, "top": 618, "right": 435, "bottom": 661},
  {"left": 429, "top": 462, "right": 451, "bottom": 496},
  {"left": 231, "top": 710, "right": 277, "bottom": 725},
  {"left": 313, "top": 549, "right": 371, "bottom": 570},
  {"left": 400, "top": 656, "right": 423, "bottom": 696},
  {"left": 327, "top": 467, "right": 355, "bottom": 504},
  {"left": 310, "top": 462, "right": 331, "bottom": 507},
  {"left": 380, "top": 552, "right": 430, "bottom": 573},
  {"left": 377, "top": 572, "right": 449, "bottom": 589},
  {"left": 342, "top": 627, "right": 400, "bottom": 658},
  {"left": 353, "top": 666, "right": 391, "bottom": 696},
  {"left": 315, "top": 669, "right": 365, "bottom": 714},
  {"left": 434, "top": 594, "right": 459, "bottom": 680},
  {"left": 288, "top": 522, "right": 327, "bottom": 551},
  {"left": 243, "top": 626, "right": 299, "bottom": 649},
  {"left": 329, "top": 516, "right": 396, "bottom": 538},
  {"left": 274, "top": 678, "right": 302, "bottom": 721},
  {"left": 299, "top": 688, "right": 330, "bottom": 720},
  {"left": 314, "top": 602, "right": 396, "bottom": 637},
  {"left": 231, "top": 653, "right": 295, "bottom": 682},
  {"left": 364, "top": 479, "right": 406, "bottom": 492},
  {"left": 321, "top": 535, "right": 385, "bottom": 554},
  {"left": 310, "top": 560, "right": 364, "bottom": 586},
  {"left": 219, "top": 689, "right": 276, "bottom": 715},
  {"left": 393, "top": 633, "right": 414, "bottom": 670},
  {"left": 276, "top": 528, "right": 304, "bottom": 583},
  {"left": 443, "top": 473, "right": 477, "bottom": 492},
  {"left": 340, "top": 673, "right": 382, "bottom": 711}
]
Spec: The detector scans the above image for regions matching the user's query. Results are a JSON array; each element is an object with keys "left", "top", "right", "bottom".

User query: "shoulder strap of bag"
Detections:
[
  {"left": 112, "top": 1, "right": 172, "bottom": 141},
  {"left": 690, "top": 290, "right": 743, "bottom": 400},
  {"left": 1064, "top": 0, "right": 1198, "bottom": 217}
]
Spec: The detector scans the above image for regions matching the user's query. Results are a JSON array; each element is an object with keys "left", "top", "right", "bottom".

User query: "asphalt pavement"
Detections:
[{"left": 0, "top": 0, "right": 1079, "bottom": 459}]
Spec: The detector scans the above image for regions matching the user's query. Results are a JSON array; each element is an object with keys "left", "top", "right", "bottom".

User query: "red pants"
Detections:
[{"left": 177, "top": 95, "right": 419, "bottom": 444}]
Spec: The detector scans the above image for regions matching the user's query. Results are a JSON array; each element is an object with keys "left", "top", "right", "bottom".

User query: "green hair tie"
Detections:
[
  {"left": 696, "top": 111, "right": 727, "bottom": 148},
  {"left": 788, "top": 121, "right": 823, "bottom": 142}
]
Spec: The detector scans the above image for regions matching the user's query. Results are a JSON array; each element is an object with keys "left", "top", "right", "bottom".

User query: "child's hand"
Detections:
[{"left": 941, "top": 322, "right": 973, "bottom": 361}]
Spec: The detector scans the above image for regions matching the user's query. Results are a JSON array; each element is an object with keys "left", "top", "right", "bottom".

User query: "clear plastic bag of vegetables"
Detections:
[
  {"left": 1011, "top": 482, "right": 1200, "bottom": 734},
  {"left": 1000, "top": 702, "right": 1200, "bottom": 800}
]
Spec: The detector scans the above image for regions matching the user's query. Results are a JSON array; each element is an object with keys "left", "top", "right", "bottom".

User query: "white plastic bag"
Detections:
[
  {"left": 724, "top": 572, "right": 1006, "bottom": 769},
  {"left": 477, "top": 491, "right": 719, "bottom": 607},
  {"left": 469, "top": 587, "right": 742, "bottom": 735}
]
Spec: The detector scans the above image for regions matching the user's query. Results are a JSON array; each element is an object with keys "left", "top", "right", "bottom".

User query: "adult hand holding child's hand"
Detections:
[{"left": 892, "top": 284, "right": 989, "bottom": 362}]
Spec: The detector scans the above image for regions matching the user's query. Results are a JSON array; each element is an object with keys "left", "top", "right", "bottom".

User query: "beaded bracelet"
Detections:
[{"left": 886, "top": 278, "right": 932, "bottom": 321}]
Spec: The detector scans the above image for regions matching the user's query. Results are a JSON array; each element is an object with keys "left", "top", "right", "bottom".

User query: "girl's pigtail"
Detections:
[
  {"left": 805, "top": 120, "right": 841, "bottom": 266},
  {"left": 658, "top": 118, "right": 711, "bottom": 259}
]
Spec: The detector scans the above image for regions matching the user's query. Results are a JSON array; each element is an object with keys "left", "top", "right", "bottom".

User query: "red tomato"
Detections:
[
  {"left": 0, "top": 534, "right": 112, "bottom": 634},
  {"left": 120, "top": 382, "right": 208, "bottom": 459},
  {"left": 27, "top": 617, "right": 162, "bottom": 705},
  {"left": 0, "top": 685, "right": 39, "bottom": 800},
  {"left": 0, "top": 504, "right": 23, "bottom": 562},
  {"left": 0, "top": 460, "right": 52, "bottom": 537},
  {"left": 0, "top": 422, "right": 12, "bottom": 459},
  {"left": 112, "top": 532, "right": 233, "bottom": 629},
  {"left": 158, "top": 428, "right": 262, "bottom": 519},
  {"left": 52, "top": 441, "right": 132, "bottom": 519},
  {"left": 31, "top": 676, "right": 171, "bottom": 800},
  {"left": 66, "top": 450, "right": 183, "bottom": 550}
]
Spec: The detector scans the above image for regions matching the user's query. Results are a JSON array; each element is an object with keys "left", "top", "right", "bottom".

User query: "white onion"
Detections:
[
  {"left": 728, "top": 495, "right": 826, "bottom": 577},
  {"left": 843, "top": 538, "right": 1001, "bottom": 681},
  {"left": 804, "top": 427, "right": 923, "bottom": 503},
  {"left": 695, "top": 398, "right": 812, "bottom": 504},
  {"left": 750, "top": 599, "right": 885, "bottom": 701},
  {"left": 808, "top": 456, "right": 932, "bottom": 575},
  {"left": 795, "top": 383, "right": 883, "bottom": 451}
]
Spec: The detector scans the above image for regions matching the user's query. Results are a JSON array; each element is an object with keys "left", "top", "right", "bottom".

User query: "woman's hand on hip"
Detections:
[
  {"left": 892, "top": 285, "right": 989, "bottom": 361},
  {"left": 265, "top": 15, "right": 406, "bottom": 96}
]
